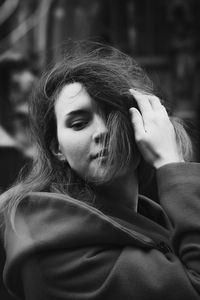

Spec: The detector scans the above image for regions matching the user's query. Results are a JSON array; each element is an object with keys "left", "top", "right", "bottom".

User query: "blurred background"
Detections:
[{"left": 0, "top": 0, "right": 200, "bottom": 298}]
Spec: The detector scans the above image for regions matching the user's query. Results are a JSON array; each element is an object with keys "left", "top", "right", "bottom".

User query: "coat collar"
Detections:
[{"left": 6, "top": 192, "right": 171, "bottom": 251}]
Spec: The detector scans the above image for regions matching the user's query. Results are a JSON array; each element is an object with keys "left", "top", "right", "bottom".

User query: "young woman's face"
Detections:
[{"left": 54, "top": 82, "right": 110, "bottom": 182}]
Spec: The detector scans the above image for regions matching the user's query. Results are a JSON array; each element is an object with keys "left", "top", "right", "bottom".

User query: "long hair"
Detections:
[{"left": 0, "top": 41, "right": 193, "bottom": 225}]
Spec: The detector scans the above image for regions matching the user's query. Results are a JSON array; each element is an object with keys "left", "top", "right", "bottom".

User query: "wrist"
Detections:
[{"left": 154, "top": 158, "right": 185, "bottom": 169}]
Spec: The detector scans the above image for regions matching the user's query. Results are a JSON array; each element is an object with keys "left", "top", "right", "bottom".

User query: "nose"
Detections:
[{"left": 92, "top": 114, "right": 108, "bottom": 144}]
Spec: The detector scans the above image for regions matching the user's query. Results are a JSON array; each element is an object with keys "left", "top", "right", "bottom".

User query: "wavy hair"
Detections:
[{"left": 0, "top": 41, "right": 193, "bottom": 225}]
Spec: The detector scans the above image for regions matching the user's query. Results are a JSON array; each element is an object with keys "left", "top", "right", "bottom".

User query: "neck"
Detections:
[{"left": 94, "top": 170, "right": 138, "bottom": 212}]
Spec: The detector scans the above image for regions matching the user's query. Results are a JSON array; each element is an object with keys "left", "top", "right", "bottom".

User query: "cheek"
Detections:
[
  {"left": 57, "top": 130, "right": 90, "bottom": 168},
  {"left": 60, "top": 139, "right": 83, "bottom": 161}
]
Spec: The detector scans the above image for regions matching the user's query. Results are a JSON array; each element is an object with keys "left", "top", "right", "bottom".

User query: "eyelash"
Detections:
[{"left": 70, "top": 119, "right": 89, "bottom": 130}]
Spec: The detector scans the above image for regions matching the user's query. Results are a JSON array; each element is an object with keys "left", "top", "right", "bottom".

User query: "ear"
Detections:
[
  {"left": 55, "top": 150, "right": 66, "bottom": 162},
  {"left": 50, "top": 139, "right": 66, "bottom": 162}
]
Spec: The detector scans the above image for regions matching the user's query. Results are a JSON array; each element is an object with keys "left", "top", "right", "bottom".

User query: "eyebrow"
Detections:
[{"left": 65, "top": 109, "right": 91, "bottom": 118}]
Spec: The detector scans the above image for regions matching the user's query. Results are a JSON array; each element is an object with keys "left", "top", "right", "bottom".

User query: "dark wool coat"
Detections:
[{"left": 3, "top": 163, "right": 200, "bottom": 299}]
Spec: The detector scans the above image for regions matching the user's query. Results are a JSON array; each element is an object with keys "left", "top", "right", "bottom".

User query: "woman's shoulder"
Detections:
[
  {"left": 12, "top": 191, "right": 109, "bottom": 231},
  {"left": 4, "top": 191, "right": 167, "bottom": 266},
  {"left": 5, "top": 191, "right": 103, "bottom": 241},
  {"left": 5, "top": 191, "right": 147, "bottom": 255},
  {"left": 17, "top": 191, "right": 90, "bottom": 215}
]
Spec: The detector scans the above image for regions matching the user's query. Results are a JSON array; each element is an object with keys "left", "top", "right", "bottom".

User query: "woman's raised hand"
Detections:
[{"left": 129, "top": 89, "right": 184, "bottom": 169}]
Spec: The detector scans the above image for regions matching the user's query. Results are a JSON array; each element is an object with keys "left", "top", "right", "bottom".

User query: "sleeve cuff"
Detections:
[{"left": 156, "top": 162, "right": 200, "bottom": 200}]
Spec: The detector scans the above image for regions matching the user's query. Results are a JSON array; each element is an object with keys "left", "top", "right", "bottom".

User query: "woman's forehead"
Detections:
[
  {"left": 60, "top": 82, "right": 83, "bottom": 98},
  {"left": 54, "top": 82, "right": 95, "bottom": 117}
]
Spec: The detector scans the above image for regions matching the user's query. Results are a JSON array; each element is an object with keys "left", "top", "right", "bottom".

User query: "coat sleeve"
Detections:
[{"left": 156, "top": 162, "right": 200, "bottom": 293}]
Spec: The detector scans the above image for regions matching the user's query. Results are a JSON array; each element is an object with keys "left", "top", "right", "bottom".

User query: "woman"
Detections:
[{"left": 1, "top": 42, "right": 200, "bottom": 300}]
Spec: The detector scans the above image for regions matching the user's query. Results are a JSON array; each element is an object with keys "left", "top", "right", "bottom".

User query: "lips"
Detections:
[{"left": 91, "top": 148, "right": 108, "bottom": 159}]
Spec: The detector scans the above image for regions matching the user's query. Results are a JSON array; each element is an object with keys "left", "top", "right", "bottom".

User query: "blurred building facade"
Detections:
[{"left": 0, "top": 0, "right": 200, "bottom": 156}]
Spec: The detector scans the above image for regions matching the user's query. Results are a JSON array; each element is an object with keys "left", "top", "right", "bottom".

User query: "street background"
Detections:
[{"left": 0, "top": 1, "right": 200, "bottom": 298}]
